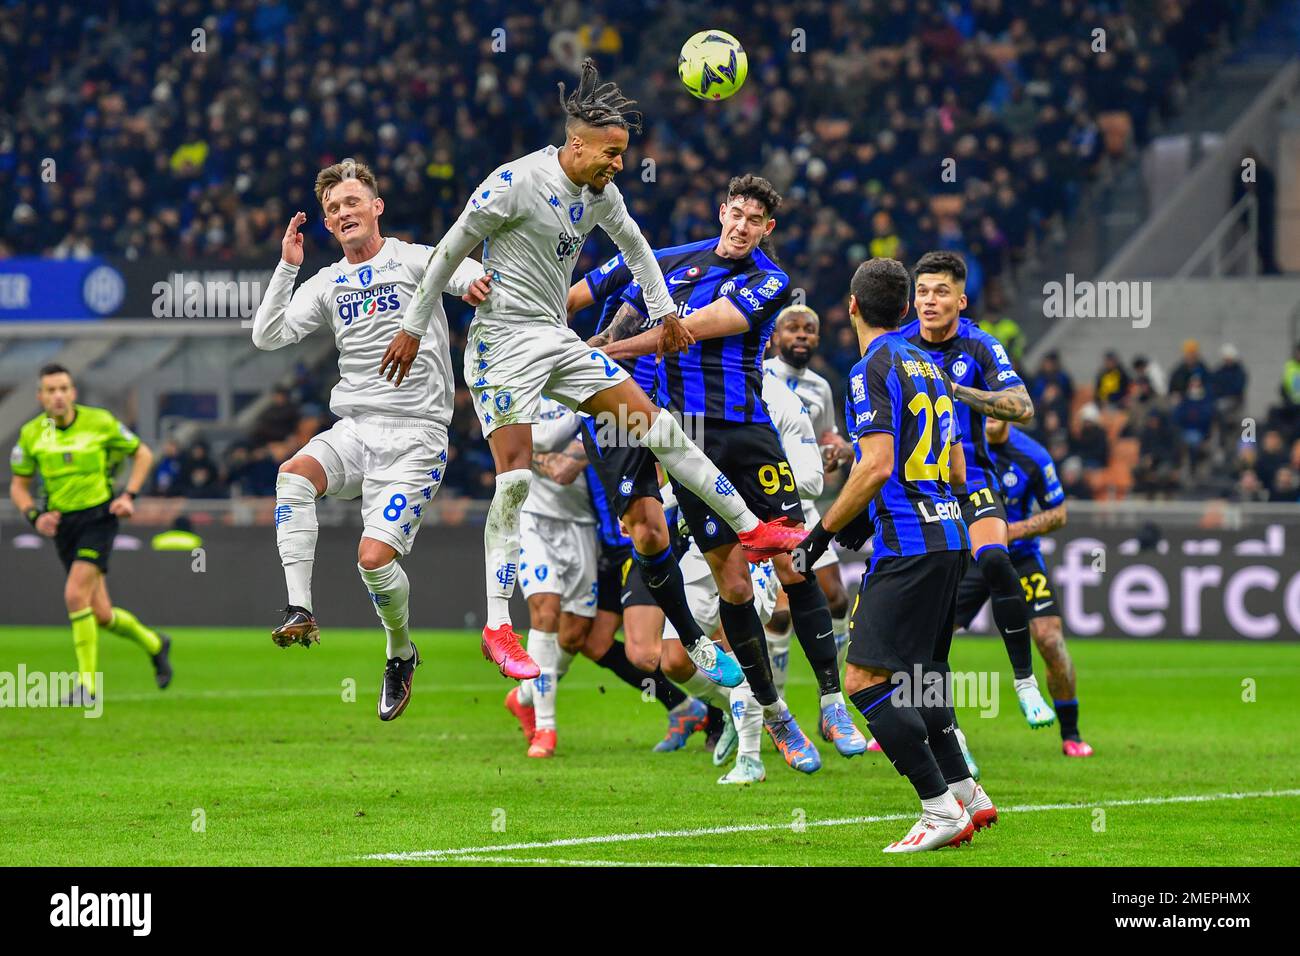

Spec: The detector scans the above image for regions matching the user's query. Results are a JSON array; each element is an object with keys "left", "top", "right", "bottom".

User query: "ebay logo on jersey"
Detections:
[{"left": 336, "top": 283, "right": 400, "bottom": 324}]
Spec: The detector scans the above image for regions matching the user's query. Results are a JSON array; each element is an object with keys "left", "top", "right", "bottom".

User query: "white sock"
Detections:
[
  {"left": 527, "top": 629, "right": 559, "bottom": 730},
  {"left": 833, "top": 610, "right": 849, "bottom": 672},
  {"left": 1014, "top": 674, "right": 1040, "bottom": 694},
  {"left": 819, "top": 691, "right": 846, "bottom": 709},
  {"left": 358, "top": 560, "right": 411, "bottom": 660},
  {"left": 518, "top": 680, "right": 533, "bottom": 707},
  {"left": 761, "top": 697, "right": 786, "bottom": 721},
  {"left": 484, "top": 469, "right": 532, "bottom": 628},
  {"left": 275, "top": 472, "right": 319, "bottom": 612},
  {"left": 680, "top": 667, "right": 730, "bottom": 711},
  {"left": 765, "top": 627, "right": 791, "bottom": 698},
  {"left": 949, "top": 776, "right": 977, "bottom": 805},
  {"left": 730, "top": 682, "right": 762, "bottom": 757},
  {"left": 557, "top": 647, "right": 575, "bottom": 680},
  {"left": 921, "top": 790, "right": 964, "bottom": 819},
  {"left": 642, "top": 411, "right": 758, "bottom": 534}
]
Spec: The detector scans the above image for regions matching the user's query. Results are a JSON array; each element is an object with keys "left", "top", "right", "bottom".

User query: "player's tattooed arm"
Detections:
[
  {"left": 1007, "top": 503, "right": 1068, "bottom": 542},
  {"left": 951, "top": 383, "right": 1034, "bottom": 423},
  {"left": 587, "top": 301, "right": 644, "bottom": 348},
  {"left": 533, "top": 439, "right": 588, "bottom": 485}
]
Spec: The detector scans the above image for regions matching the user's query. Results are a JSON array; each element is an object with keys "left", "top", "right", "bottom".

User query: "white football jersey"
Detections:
[
  {"left": 402, "top": 145, "right": 674, "bottom": 334},
  {"left": 762, "top": 372, "right": 823, "bottom": 501},
  {"left": 764, "top": 356, "right": 839, "bottom": 438},
  {"left": 251, "top": 237, "right": 483, "bottom": 424},
  {"left": 523, "top": 397, "right": 594, "bottom": 525}
]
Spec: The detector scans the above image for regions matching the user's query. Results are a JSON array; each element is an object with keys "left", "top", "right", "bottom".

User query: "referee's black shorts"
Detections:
[
  {"left": 847, "top": 550, "right": 970, "bottom": 673},
  {"left": 54, "top": 502, "right": 118, "bottom": 573}
]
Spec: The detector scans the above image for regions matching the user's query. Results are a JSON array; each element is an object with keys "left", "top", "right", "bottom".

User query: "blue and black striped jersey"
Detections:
[
  {"left": 845, "top": 332, "right": 970, "bottom": 569},
  {"left": 991, "top": 427, "right": 1065, "bottom": 560},
  {"left": 901, "top": 316, "right": 1024, "bottom": 496},
  {"left": 582, "top": 444, "right": 632, "bottom": 551},
  {"left": 585, "top": 237, "right": 791, "bottom": 423},
  {"left": 583, "top": 253, "right": 661, "bottom": 395}
]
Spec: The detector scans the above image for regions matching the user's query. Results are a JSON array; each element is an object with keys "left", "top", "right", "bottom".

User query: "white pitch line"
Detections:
[
  {"left": 437, "top": 855, "right": 761, "bottom": 868},
  {"left": 364, "top": 788, "right": 1300, "bottom": 862}
]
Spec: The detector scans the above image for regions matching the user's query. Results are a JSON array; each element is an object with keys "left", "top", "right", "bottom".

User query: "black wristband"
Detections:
[
  {"left": 25, "top": 507, "right": 41, "bottom": 526},
  {"left": 124, "top": 490, "right": 139, "bottom": 500}
]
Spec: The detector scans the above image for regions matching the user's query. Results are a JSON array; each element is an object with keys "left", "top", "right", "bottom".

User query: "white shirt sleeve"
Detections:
[
  {"left": 766, "top": 379, "right": 823, "bottom": 499},
  {"left": 402, "top": 176, "right": 520, "bottom": 337},
  {"left": 596, "top": 184, "right": 674, "bottom": 320},
  {"left": 532, "top": 403, "right": 582, "bottom": 453},
  {"left": 251, "top": 261, "right": 327, "bottom": 350},
  {"left": 446, "top": 256, "right": 487, "bottom": 298},
  {"left": 813, "top": 377, "right": 839, "bottom": 437}
]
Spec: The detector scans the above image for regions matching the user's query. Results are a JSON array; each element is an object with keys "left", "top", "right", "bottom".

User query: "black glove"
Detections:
[
  {"left": 833, "top": 509, "right": 875, "bottom": 552},
  {"left": 791, "top": 522, "right": 834, "bottom": 575}
]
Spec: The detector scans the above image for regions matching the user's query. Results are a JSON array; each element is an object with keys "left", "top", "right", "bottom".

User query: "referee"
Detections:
[{"left": 9, "top": 364, "right": 172, "bottom": 703}]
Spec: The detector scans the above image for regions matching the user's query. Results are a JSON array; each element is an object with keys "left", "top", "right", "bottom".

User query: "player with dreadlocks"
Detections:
[{"left": 382, "top": 58, "right": 805, "bottom": 685}]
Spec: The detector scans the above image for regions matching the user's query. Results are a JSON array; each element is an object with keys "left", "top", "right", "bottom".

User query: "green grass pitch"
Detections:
[{"left": 2, "top": 626, "right": 1298, "bottom": 866}]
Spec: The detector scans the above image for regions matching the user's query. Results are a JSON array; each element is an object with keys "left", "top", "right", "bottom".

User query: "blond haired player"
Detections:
[{"left": 250, "top": 159, "right": 490, "bottom": 722}]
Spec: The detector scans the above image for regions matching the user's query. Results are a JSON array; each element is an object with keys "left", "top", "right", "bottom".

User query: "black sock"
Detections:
[
  {"left": 977, "top": 544, "right": 1033, "bottom": 679},
  {"left": 850, "top": 684, "right": 947, "bottom": 800},
  {"left": 784, "top": 575, "right": 841, "bottom": 697},
  {"left": 1055, "top": 698, "right": 1080, "bottom": 740},
  {"left": 596, "top": 640, "right": 687, "bottom": 711},
  {"left": 719, "top": 598, "right": 777, "bottom": 705},
  {"left": 634, "top": 545, "right": 705, "bottom": 649},
  {"left": 917, "top": 664, "right": 971, "bottom": 785}
]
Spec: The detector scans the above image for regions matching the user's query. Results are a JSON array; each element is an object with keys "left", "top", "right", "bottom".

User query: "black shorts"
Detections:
[
  {"left": 596, "top": 544, "right": 655, "bottom": 613},
  {"left": 54, "top": 503, "right": 118, "bottom": 573},
  {"left": 671, "top": 420, "right": 803, "bottom": 553},
  {"left": 954, "top": 548, "right": 1059, "bottom": 629},
  {"left": 847, "top": 550, "right": 970, "bottom": 673},
  {"left": 581, "top": 419, "right": 661, "bottom": 519},
  {"left": 960, "top": 485, "right": 1007, "bottom": 527}
]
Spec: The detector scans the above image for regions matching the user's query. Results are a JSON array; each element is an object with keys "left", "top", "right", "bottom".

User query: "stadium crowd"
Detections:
[{"left": 1, "top": 0, "right": 1279, "bottom": 502}]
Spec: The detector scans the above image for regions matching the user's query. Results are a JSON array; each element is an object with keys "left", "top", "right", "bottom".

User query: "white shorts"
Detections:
[
  {"left": 300, "top": 415, "right": 447, "bottom": 557},
  {"left": 802, "top": 500, "right": 840, "bottom": 571},
  {"left": 662, "top": 543, "right": 779, "bottom": 640},
  {"left": 466, "top": 318, "right": 629, "bottom": 436},
  {"left": 518, "top": 511, "right": 598, "bottom": 618}
]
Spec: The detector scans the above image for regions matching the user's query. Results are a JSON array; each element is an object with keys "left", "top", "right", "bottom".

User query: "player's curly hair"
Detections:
[
  {"left": 558, "top": 58, "right": 643, "bottom": 134},
  {"left": 726, "top": 174, "right": 782, "bottom": 216}
]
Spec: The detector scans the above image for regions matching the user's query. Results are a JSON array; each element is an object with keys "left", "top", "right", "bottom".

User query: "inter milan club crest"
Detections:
[
  {"left": 951, "top": 358, "right": 969, "bottom": 380},
  {"left": 357, "top": 265, "right": 373, "bottom": 288},
  {"left": 568, "top": 202, "right": 584, "bottom": 224}
]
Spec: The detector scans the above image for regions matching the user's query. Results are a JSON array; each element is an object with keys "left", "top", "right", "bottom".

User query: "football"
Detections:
[{"left": 678, "top": 30, "right": 748, "bottom": 100}]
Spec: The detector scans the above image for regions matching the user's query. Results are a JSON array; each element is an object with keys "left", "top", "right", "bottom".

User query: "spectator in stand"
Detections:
[
  {"left": 1172, "top": 375, "right": 1216, "bottom": 469},
  {"left": 152, "top": 439, "right": 184, "bottom": 496},
  {"left": 1124, "top": 374, "right": 1159, "bottom": 434},
  {"left": 1233, "top": 468, "right": 1270, "bottom": 503},
  {"left": 1028, "top": 350, "right": 1074, "bottom": 422},
  {"left": 1168, "top": 339, "right": 1209, "bottom": 398},
  {"left": 1072, "top": 403, "right": 1111, "bottom": 469},
  {"left": 1094, "top": 350, "right": 1130, "bottom": 408},
  {"left": 1255, "top": 429, "right": 1287, "bottom": 488},
  {"left": 1210, "top": 342, "right": 1247, "bottom": 437},
  {"left": 250, "top": 387, "right": 301, "bottom": 448},
  {"left": 1059, "top": 456, "right": 1094, "bottom": 501},
  {"left": 1133, "top": 408, "right": 1183, "bottom": 497},
  {"left": 1131, "top": 354, "right": 1167, "bottom": 395},
  {"left": 1270, "top": 467, "right": 1299, "bottom": 503},
  {"left": 1276, "top": 342, "right": 1300, "bottom": 436}
]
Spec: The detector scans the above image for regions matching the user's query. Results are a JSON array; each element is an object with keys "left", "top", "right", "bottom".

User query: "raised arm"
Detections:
[
  {"left": 251, "top": 212, "right": 327, "bottom": 350},
  {"left": 602, "top": 295, "right": 749, "bottom": 361}
]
